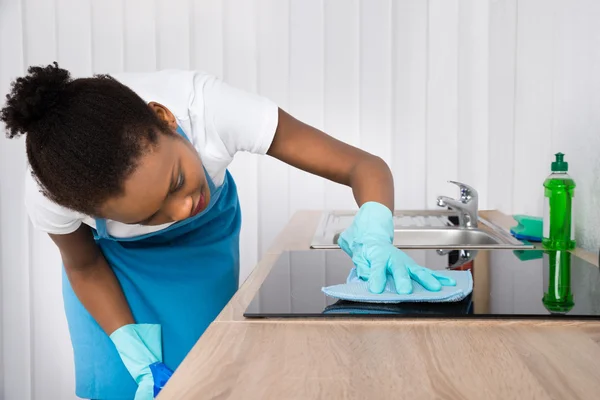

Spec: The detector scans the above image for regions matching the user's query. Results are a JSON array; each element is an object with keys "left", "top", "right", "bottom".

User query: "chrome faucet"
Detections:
[{"left": 437, "top": 181, "right": 478, "bottom": 229}]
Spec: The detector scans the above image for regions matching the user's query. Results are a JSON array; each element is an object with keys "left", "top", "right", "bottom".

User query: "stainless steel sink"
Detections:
[
  {"left": 310, "top": 210, "right": 533, "bottom": 250},
  {"left": 311, "top": 181, "right": 533, "bottom": 250},
  {"left": 334, "top": 228, "right": 511, "bottom": 247}
]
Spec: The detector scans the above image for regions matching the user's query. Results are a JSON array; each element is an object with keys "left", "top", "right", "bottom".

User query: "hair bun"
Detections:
[{"left": 1, "top": 61, "right": 71, "bottom": 138}]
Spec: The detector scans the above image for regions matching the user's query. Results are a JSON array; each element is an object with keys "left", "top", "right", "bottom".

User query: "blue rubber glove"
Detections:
[
  {"left": 338, "top": 202, "right": 457, "bottom": 294},
  {"left": 110, "top": 324, "right": 174, "bottom": 399}
]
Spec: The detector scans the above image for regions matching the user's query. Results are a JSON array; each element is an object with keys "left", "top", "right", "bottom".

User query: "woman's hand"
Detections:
[
  {"left": 338, "top": 202, "right": 456, "bottom": 294},
  {"left": 110, "top": 324, "right": 173, "bottom": 399}
]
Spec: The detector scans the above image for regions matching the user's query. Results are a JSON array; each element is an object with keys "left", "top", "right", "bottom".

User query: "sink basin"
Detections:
[
  {"left": 310, "top": 210, "right": 533, "bottom": 250},
  {"left": 332, "top": 228, "right": 509, "bottom": 248}
]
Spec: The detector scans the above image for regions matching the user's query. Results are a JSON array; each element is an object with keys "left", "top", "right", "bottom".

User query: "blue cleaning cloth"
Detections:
[{"left": 322, "top": 268, "right": 473, "bottom": 303}]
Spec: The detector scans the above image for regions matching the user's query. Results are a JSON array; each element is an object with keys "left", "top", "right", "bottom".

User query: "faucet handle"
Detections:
[{"left": 448, "top": 181, "right": 477, "bottom": 204}]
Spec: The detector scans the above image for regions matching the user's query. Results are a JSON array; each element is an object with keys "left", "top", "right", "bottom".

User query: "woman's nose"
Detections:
[{"left": 168, "top": 196, "right": 194, "bottom": 222}]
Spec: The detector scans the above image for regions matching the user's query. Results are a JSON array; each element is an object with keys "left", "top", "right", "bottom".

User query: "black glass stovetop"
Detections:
[{"left": 244, "top": 249, "right": 600, "bottom": 319}]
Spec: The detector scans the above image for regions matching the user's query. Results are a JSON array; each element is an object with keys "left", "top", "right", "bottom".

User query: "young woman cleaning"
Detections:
[{"left": 1, "top": 62, "right": 454, "bottom": 399}]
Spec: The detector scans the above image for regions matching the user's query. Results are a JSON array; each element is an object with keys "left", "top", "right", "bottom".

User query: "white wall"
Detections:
[
  {"left": 488, "top": 0, "right": 600, "bottom": 250},
  {"left": 1, "top": 0, "right": 600, "bottom": 398}
]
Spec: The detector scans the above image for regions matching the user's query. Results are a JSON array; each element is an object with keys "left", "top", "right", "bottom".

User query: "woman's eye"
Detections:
[{"left": 174, "top": 173, "right": 185, "bottom": 191}]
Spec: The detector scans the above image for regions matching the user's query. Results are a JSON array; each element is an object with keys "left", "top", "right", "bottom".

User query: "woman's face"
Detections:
[{"left": 99, "top": 103, "right": 210, "bottom": 226}]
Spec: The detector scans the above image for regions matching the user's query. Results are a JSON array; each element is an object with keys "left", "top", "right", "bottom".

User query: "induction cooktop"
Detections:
[{"left": 244, "top": 249, "right": 600, "bottom": 319}]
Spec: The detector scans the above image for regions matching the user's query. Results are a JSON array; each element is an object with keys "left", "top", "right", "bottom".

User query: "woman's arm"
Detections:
[
  {"left": 267, "top": 108, "right": 394, "bottom": 211},
  {"left": 49, "top": 225, "right": 134, "bottom": 335}
]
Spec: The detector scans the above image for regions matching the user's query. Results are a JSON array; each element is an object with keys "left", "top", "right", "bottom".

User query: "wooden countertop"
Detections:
[{"left": 158, "top": 210, "right": 600, "bottom": 400}]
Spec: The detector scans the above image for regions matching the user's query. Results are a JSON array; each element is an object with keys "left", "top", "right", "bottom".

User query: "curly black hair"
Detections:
[{"left": 1, "top": 62, "right": 170, "bottom": 216}]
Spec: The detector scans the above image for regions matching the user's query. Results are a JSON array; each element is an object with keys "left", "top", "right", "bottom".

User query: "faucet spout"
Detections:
[{"left": 437, "top": 181, "right": 479, "bottom": 229}]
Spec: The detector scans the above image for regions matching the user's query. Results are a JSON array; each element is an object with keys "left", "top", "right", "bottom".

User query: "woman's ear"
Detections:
[{"left": 148, "top": 102, "right": 178, "bottom": 131}]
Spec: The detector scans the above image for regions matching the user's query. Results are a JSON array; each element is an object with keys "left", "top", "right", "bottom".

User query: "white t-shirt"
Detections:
[{"left": 24, "top": 69, "right": 279, "bottom": 238}]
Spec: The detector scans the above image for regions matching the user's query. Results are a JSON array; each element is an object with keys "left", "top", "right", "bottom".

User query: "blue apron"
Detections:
[{"left": 62, "top": 126, "right": 241, "bottom": 399}]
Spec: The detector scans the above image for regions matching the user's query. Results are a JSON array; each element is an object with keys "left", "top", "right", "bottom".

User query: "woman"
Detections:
[{"left": 1, "top": 63, "right": 454, "bottom": 399}]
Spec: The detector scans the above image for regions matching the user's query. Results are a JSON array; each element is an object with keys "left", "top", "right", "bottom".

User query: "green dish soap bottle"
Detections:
[{"left": 542, "top": 153, "right": 576, "bottom": 250}]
